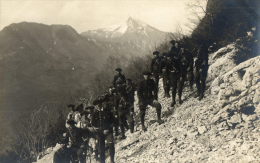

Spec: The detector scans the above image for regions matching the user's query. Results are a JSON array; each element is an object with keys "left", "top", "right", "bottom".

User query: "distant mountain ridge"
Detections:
[{"left": 0, "top": 22, "right": 107, "bottom": 117}]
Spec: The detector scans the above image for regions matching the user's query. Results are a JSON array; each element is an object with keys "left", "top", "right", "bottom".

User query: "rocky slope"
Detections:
[
  {"left": 115, "top": 45, "right": 260, "bottom": 163},
  {"left": 37, "top": 43, "right": 260, "bottom": 163}
]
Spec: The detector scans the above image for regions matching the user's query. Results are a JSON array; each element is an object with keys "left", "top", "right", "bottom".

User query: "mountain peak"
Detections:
[{"left": 126, "top": 17, "right": 147, "bottom": 28}]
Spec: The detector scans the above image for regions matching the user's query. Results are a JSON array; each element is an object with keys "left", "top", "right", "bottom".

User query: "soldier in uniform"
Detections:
[
  {"left": 125, "top": 79, "right": 136, "bottom": 132},
  {"left": 113, "top": 68, "right": 126, "bottom": 93},
  {"left": 117, "top": 89, "right": 134, "bottom": 139},
  {"left": 106, "top": 87, "right": 120, "bottom": 137},
  {"left": 186, "top": 48, "right": 195, "bottom": 90},
  {"left": 194, "top": 44, "right": 209, "bottom": 100},
  {"left": 169, "top": 40, "right": 181, "bottom": 59},
  {"left": 53, "top": 133, "right": 71, "bottom": 163},
  {"left": 150, "top": 51, "right": 162, "bottom": 100},
  {"left": 168, "top": 52, "right": 182, "bottom": 107},
  {"left": 64, "top": 119, "right": 96, "bottom": 163},
  {"left": 160, "top": 53, "right": 171, "bottom": 98},
  {"left": 92, "top": 95, "right": 116, "bottom": 163},
  {"left": 137, "top": 72, "right": 163, "bottom": 131},
  {"left": 178, "top": 44, "right": 191, "bottom": 104}
]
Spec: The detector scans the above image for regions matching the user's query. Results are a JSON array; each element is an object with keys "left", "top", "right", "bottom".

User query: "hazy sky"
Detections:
[{"left": 0, "top": 0, "right": 204, "bottom": 33}]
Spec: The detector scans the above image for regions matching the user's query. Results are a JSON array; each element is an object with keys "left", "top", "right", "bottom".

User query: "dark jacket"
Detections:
[
  {"left": 91, "top": 105, "right": 115, "bottom": 130},
  {"left": 179, "top": 49, "right": 192, "bottom": 75},
  {"left": 113, "top": 73, "right": 126, "bottom": 87},
  {"left": 168, "top": 57, "right": 181, "bottom": 75},
  {"left": 126, "top": 82, "right": 135, "bottom": 103},
  {"left": 161, "top": 57, "right": 172, "bottom": 75},
  {"left": 137, "top": 78, "right": 157, "bottom": 101},
  {"left": 67, "top": 127, "right": 87, "bottom": 148},
  {"left": 169, "top": 46, "right": 181, "bottom": 59},
  {"left": 151, "top": 56, "right": 162, "bottom": 74}
]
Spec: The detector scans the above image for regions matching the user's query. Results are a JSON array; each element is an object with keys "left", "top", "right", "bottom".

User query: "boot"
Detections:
[
  {"left": 199, "top": 93, "right": 204, "bottom": 101},
  {"left": 179, "top": 98, "right": 183, "bottom": 104},
  {"left": 171, "top": 101, "right": 176, "bottom": 107},
  {"left": 157, "top": 119, "right": 164, "bottom": 125},
  {"left": 142, "top": 125, "right": 147, "bottom": 132},
  {"left": 130, "top": 123, "right": 134, "bottom": 133}
]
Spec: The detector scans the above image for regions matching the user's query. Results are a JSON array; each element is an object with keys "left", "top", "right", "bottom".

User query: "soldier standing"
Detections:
[
  {"left": 194, "top": 44, "right": 209, "bottom": 100},
  {"left": 160, "top": 53, "right": 171, "bottom": 98},
  {"left": 125, "top": 79, "right": 136, "bottom": 132},
  {"left": 65, "top": 119, "right": 95, "bottom": 163},
  {"left": 92, "top": 96, "right": 116, "bottom": 163},
  {"left": 137, "top": 72, "right": 163, "bottom": 131},
  {"left": 186, "top": 48, "right": 195, "bottom": 90},
  {"left": 113, "top": 68, "right": 126, "bottom": 92},
  {"left": 117, "top": 89, "right": 134, "bottom": 139},
  {"left": 106, "top": 87, "right": 120, "bottom": 137},
  {"left": 178, "top": 45, "right": 191, "bottom": 104},
  {"left": 169, "top": 40, "right": 181, "bottom": 59},
  {"left": 168, "top": 53, "right": 182, "bottom": 107},
  {"left": 150, "top": 51, "right": 162, "bottom": 100}
]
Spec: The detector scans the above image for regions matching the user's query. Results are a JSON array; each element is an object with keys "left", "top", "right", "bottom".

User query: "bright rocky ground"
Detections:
[{"left": 37, "top": 42, "right": 260, "bottom": 163}]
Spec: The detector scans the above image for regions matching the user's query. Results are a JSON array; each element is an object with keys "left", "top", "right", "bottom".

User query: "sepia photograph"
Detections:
[{"left": 0, "top": 0, "right": 259, "bottom": 162}]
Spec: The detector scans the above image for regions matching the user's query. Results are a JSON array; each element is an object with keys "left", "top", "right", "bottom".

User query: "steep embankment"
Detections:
[
  {"left": 37, "top": 43, "right": 260, "bottom": 163},
  {"left": 115, "top": 44, "right": 260, "bottom": 163}
]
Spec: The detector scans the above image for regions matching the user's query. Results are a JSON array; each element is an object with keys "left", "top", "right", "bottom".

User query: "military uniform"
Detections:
[
  {"left": 194, "top": 45, "right": 209, "bottom": 100},
  {"left": 168, "top": 56, "right": 182, "bottom": 107},
  {"left": 169, "top": 44, "right": 181, "bottom": 59},
  {"left": 117, "top": 94, "right": 134, "bottom": 138},
  {"left": 125, "top": 79, "right": 136, "bottom": 132},
  {"left": 113, "top": 68, "right": 126, "bottom": 94},
  {"left": 186, "top": 49, "right": 194, "bottom": 90},
  {"left": 178, "top": 48, "right": 191, "bottom": 104},
  {"left": 91, "top": 97, "right": 116, "bottom": 163},
  {"left": 63, "top": 120, "right": 95, "bottom": 163},
  {"left": 137, "top": 73, "right": 163, "bottom": 131},
  {"left": 150, "top": 51, "right": 162, "bottom": 100},
  {"left": 53, "top": 133, "right": 71, "bottom": 163},
  {"left": 160, "top": 54, "right": 171, "bottom": 97}
]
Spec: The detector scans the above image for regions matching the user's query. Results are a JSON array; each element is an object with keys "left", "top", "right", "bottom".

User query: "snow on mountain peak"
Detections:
[
  {"left": 81, "top": 17, "right": 164, "bottom": 39},
  {"left": 127, "top": 17, "right": 148, "bottom": 28},
  {"left": 101, "top": 24, "right": 127, "bottom": 34},
  {"left": 96, "top": 17, "right": 149, "bottom": 35}
]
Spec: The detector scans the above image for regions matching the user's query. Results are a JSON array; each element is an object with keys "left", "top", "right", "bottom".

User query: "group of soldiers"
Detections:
[
  {"left": 151, "top": 40, "right": 209, "bottom": 107},
  {"left": 54, "top": 39, "right": 209, "bottom": 163}
]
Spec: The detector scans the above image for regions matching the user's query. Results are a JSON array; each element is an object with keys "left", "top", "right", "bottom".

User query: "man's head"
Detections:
[
  {"left": 153, "top": 51, "right": 159, "bottom": 58},
  {"left": 143, "top": 71, "right": 151, "bottom": 80},
  {"left": 115, "top": 68, "right": 122, "bottom": 74}
]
